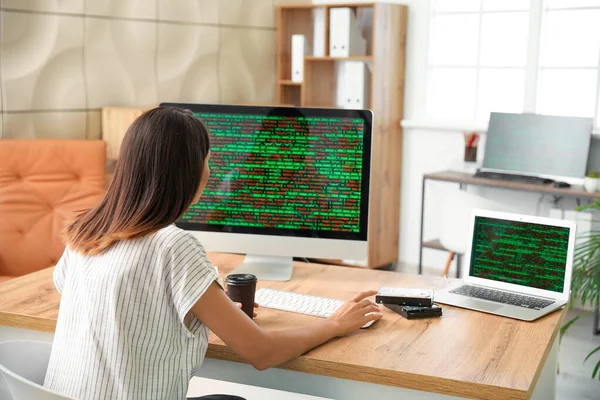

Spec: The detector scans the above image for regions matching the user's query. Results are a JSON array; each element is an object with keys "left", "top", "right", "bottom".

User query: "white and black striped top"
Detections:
[{"left": 44, "top": 225, "right": 219, "bottom": 400}]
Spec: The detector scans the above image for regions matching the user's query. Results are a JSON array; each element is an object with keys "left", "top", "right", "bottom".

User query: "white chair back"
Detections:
[
  {"left": 0, "top": 340, "right": 75, "bottom": 400},
  {"left": 0, "top": 341, "right": 329, "bottom": 400},
  {"left": 188, "top": 377, "right": 334, "bottom": 399},
  {"left": 437, "top": 188, "right": 520, "bottom": 254}
]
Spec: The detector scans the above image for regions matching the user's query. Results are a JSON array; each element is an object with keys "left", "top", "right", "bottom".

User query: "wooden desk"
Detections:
[
  {"left": 0, "top": 253, "right": 564, "bottom": 400},
  {"left": 419, "top": 170, "right": 600, "bottom": 276}
]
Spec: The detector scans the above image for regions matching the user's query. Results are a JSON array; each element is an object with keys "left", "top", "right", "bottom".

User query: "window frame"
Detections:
[
  {"left": 535, "top": 1, "right": 600, "bottom": 123},
  {"left": 421, "top": 0, "right": 600, "bottom": 131}
]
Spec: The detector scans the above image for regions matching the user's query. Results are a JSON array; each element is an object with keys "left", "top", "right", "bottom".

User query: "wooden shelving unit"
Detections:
[
  {"left": 279, "top": 80, "right": 303, "bottom": 86},
  {"left": 276, "top": 2, "right": 407, "bottom": 269}
]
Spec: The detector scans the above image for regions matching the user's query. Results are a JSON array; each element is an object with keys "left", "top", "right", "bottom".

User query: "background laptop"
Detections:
[{"left": 434, "top": 210, "right": 576, "bottom": 321}]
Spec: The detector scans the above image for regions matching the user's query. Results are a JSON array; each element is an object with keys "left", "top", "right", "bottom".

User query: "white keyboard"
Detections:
[{"left": 255, "top": 288, "right": 376, "bottom": 328}]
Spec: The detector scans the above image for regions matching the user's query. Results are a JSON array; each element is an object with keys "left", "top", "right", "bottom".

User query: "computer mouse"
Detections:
[
  {"left": 361, "top": 318, "right": 378, "bottom": 329},
  {"left": 553, "top": 181, "right": 571, "bottom": 188}
]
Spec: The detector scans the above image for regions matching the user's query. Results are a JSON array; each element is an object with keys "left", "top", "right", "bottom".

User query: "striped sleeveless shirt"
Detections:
[{"left": 44, "top": 225, "right": 219, "bottom": 400}]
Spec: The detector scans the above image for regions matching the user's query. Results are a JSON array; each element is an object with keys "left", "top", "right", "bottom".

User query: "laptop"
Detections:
[{"left": 434, "top": 210, "right": 576, "bottom": 321}]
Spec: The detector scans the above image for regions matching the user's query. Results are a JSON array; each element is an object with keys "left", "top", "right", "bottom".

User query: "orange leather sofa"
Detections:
[{"left": 0, "top": 140, "right": 106, "bottom": 282}]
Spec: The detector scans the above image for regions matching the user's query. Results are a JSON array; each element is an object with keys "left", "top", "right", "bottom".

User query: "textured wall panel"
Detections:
[
  {"left": 4, "top": 112, "right": 87, "bottom": 139},
  {"left": 85, "top": 0, "right": 156, "bottom": 20},
  {"left": 0, "top": 1, "right": 278, "bottom": 140},
  {"left": 219, "top": 28, "right": 276, "bottom": 105},
  {"left": 157, "top": 24, "right": 219, "bottom": 104},
  {"left": 219, "top": 0, "right": 276, "bottom": 28},
  {"left": 84, "top": 18, "right": 157, "bottom": 108},
  {"left": 1, "top": 12, "right": 86, "bottom": 111},
  {"left": 157, "top": 0, "right": 218, "bottom": 24},
  {"left": 2, "top": 0, "right": 84, "bottom": 14}
]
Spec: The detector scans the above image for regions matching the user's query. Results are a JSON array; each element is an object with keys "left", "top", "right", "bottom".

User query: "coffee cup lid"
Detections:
[{"left": 226, "top": 274, "right": 257, "bottom": 285}]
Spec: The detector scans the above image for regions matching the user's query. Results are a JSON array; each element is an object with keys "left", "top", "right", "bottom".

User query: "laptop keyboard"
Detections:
[{"left": 450, "top": 285, "right": 555, "bottom": 310}]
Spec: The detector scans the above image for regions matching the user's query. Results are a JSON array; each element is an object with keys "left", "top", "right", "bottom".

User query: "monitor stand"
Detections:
[{"left": 228, "top": 255, "right": 293, "bottom": 281}]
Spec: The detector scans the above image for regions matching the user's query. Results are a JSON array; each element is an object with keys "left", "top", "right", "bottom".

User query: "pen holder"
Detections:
[{"left": 464, "top": 146, "right": 477, "bottom": 162}]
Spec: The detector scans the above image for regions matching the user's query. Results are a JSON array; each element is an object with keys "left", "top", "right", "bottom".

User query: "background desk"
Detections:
[
  {"left": 419, "top": 170, "right": 600, "bottom": 276},
  {"left": 0, "top": 253, "right": 565, "bottom": 399}
]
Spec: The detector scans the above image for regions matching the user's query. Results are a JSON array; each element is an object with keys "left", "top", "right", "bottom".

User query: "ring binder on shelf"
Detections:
[
  {"left": 329, "top": 7, "right": 366, "bottom": 57},
  {"left": 291, "top": 34, "right": 310, "bottom": 83}
]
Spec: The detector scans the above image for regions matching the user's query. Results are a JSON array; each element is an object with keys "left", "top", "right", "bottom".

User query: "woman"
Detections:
[{"left": 44, "top": 106, "right": 383, "bottom": 400}]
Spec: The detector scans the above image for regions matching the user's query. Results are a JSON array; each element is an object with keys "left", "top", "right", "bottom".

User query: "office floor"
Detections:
[
  {"left": 395, "top": 263, "right": 600, "bottom": 400},
  {"left": 556, "top": 309, "right": 600, "bottom": 400}
]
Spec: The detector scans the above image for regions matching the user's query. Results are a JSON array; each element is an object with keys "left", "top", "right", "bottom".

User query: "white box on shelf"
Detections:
[
  {"left": 342, "top": 61, "right": 370, "bottom": 109},
  {"left": 291, "top": 34, "right": 310, "bottom": 83},
  {"left": 312, "top": 8, "right": 325, "bottom": 57},
  {"left": 329, "top": 7, "right": 366, "bottom": 57}
]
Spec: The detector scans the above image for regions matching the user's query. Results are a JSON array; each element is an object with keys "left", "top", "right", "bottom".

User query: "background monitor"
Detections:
[
  {"left": 482, "top": 112, "right": 593, "bottom": 181},
  {"left": 161, "top": 103, "right": 373, "bottom": 281}
]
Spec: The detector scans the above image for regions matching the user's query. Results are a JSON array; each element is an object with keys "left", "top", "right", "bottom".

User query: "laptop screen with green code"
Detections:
[{"left": 470, "top": 216, "right": 569, "bottom": 293}]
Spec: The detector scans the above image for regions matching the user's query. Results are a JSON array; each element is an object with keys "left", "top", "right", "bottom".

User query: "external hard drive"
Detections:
[
  {"left": 376, "top": 287, "right": 434, "bottom": 308},
  {"left": 385, "top": 304, "right": 442, "bottom": 319}
]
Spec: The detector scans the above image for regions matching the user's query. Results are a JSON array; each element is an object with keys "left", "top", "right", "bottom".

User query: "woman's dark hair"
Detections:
[{"left": 64, "top": 106, "right": 210, "bottom": 255}]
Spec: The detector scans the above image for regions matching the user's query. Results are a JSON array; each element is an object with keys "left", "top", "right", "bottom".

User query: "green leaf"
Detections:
[
  {"left": 575, "top": 231, "right": 595, "bottom": 237},
  {"left": 575, "top": 241, "right": 600, "bottom": 251},
  {"left": 584, "top": 346, "right": 600, "bottom": 380},
  {"left": 577, "top": 201, "right": 600, "bottom": 211},
  {"left": 584, "top": 345, "right": 600, "bottom": 364},
  {"left": 571, "top": 230, "right": 600, "bottom": 308},
  {"left": 575, "top": 231, "right": 600, "bottom": 238},
  {"left": 559, "top": 316, "right": 580, "bottom": 343}
]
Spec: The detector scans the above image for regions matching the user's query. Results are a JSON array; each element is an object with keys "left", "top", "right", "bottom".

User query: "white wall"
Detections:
[
  {"left": 393, "top": 0, "right": 600, "bottom": 270},
  {"left": 314, "top": 0, "right": 600, "bottom": 271}
]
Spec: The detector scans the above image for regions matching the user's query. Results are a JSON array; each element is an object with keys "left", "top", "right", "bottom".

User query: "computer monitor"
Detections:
[
  {"left": 161, "top": 103, "right": 372, "bottom": 281},
  {"left": 482, "top": 112, "right": 593, "bottom": 182}
]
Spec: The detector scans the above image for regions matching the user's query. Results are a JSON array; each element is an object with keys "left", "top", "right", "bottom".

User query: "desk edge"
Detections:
[
  {"left": 526, "top": 307, "right": 567, "bottom": 398},
  {"left": 206, "top": 344, "right": 528, "bottom": 400},
  {"left": 0, "top": 312, "right": 57, "bottom": 333},
  {"left": 423, "top": 171, "right": 600, "bottom": 199}
]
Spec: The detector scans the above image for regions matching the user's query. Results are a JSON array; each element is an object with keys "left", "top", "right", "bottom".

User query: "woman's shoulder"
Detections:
[{"left": 154, "top": 224, "right": 207, "bottom": 252}]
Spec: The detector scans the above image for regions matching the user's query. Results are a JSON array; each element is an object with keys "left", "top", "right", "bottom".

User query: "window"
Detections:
[
  {"left": 538, "top": 1, "right": 600, "bottom": 119},
  {"left": 427, "top": 0, "right": 600, "bottom": 128}
]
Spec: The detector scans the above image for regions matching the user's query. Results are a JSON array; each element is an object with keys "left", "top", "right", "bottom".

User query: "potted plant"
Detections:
[
  {"left": 560, "top": 200, "right": 600, "bottom": 380},
  {"left": 583, "top": 171, "right": 600, "bottom": 193}
]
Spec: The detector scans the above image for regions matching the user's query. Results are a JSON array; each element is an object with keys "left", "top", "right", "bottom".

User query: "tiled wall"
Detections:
[{"left": 0, "top": 0, "right": 302, "bottom": 140}]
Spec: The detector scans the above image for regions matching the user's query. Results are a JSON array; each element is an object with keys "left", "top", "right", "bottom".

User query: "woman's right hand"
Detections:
[{"left": 328, "top": 290, "right": 383, "bottom": 336}]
